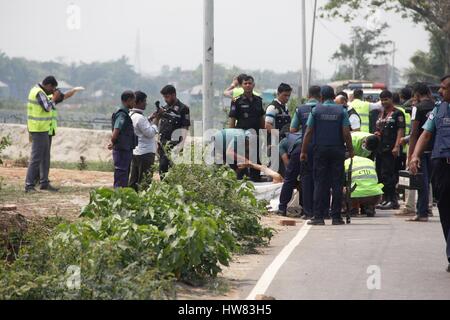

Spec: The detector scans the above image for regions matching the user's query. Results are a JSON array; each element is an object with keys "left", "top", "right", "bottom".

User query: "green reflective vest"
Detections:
[
  {"left": 345, "top": 156, "right": 384, "bottom": 198},
  {"left": 27, "top": 86, "right": 53, "bottom": 133},
  {"left": 49, "top": 108, "right": 58, "bottom": 136},
  {"left": 350, "top": 99, "right": 370, "bottom": 132},
  {"left": 396, "top": 105, "right": 410, "bottom": 154},
  {"left": 351, "top": 131, "right": 373, "bottom": 158},
  {"left": 232, "top": 87, "right": 260, "bottom": 98},
  {"left": 395, "top": 106, "right": 411, "bottom": 135}
]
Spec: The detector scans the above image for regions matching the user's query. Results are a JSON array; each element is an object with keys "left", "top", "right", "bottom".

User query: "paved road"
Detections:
[{"left": 240, "top": 209, "right": 450, "bottom": 300}]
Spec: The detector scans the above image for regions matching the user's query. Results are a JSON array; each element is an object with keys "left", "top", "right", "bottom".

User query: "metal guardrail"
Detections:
[{"left": 0, "top": 110, "right": 111, "bottom": 130}]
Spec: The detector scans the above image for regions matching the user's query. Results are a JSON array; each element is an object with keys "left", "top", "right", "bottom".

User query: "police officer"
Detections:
[
  {"left": 374, "top": 90, "right": 405, "bottom": 210},
  {"left": 345, "top": 156, "right": 384, "bottom": 217},
  {"left": 410, "top": 74, "right": 450, "bottom": 273},
  {"left": 24, "top": 76, "right": 82, "bottom": 192},
  {"left": 301, "top": 85, "right": 354, "bottom": 225},
  {"left": 156, "top": 85, "right": 190, "bottom": 176},
  {"left": 336, "top": 91, "right": 361, "bottom": 132},
  {"left": 351, "top": 131, "right": 379, "bottom": 159},
  {"left": 229, "top": 75, "right": 265, "bottom": 181},
  {"left": 108, "top": 91, "right": 137, "bottom": 188},
  {"left": 265, "top": 83, "right": 292, "bottom": 132},
  {"left": 290, "top": 85, "right": 321, "bottom": 218},
  {"left": 277, "top": 131, "right": 303, "bottom": 216},
  {"left": 350, "top": 89, "right": 382, "bottom": 133},
  {"left": 265, "top": 83, "right": 293, "bottom": 176},
  {"left": 406, "top": 83, "right": 435, "bottom": 222}
]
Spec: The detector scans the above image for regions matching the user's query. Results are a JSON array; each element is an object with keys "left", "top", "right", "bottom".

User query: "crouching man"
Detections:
[{"left": 345, "top": 156, "right": 383, "bottom": 217}]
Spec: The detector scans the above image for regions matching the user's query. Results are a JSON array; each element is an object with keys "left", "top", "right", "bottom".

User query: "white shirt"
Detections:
[
  {"left": 265, "top": 99, "right": 284, "bottom": 125},
  {"left": 130, "top": 109, "right": 158, "bottom": 155},
  {"left": 347, "top": 106, "right": 361, "bottom": 130}
]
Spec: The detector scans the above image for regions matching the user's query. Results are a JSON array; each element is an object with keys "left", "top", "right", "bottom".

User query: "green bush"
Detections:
[{"left": 0, "top": 164, "right": 272, "bottom": 299}]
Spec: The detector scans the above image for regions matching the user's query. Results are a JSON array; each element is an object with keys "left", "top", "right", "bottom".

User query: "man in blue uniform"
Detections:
[
  {"left": 410, "top": 74, "right": 450, "bottom": 272},
  {"left": 277, "top": 131, "right": 303, "bottom": 216},
  {"left": 300, "top": 86, "right": 354, "bottom": 225},
  {"left": 108, "top": 91, "right": 137, "bottom": 188},
  {"left": 290, "top": 86, "right": 321, "bottom": 218}
]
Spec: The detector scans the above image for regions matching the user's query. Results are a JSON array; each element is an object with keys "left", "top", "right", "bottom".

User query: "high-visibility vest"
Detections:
[
  {"left": 232, "top": 87, "right": 260, "bottom": 98},
  {"left": 27, "top": 86, "right": 53, "bottom": 133},
  {"left": 49, "top": 108, "right": 58, "bottom": 136},
  {"left": 395, "top": 106, "right": 411, "bottom": 135},
  {"left": 395, "top": 106, "right": 410, "bottom": 154},
  {"left": 345, "top": 156, "right": 384, "bottom": 198},
  {"left": 350, "top": 99, "right": 370, "bottom": 132},
  {"left": 351, "top": 131, "right": 373, "bottom": 158}
]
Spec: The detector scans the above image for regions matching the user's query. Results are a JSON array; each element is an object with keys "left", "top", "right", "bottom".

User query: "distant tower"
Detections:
[{"left": 134, "top": 29, "right": 141, "bottom": 74}]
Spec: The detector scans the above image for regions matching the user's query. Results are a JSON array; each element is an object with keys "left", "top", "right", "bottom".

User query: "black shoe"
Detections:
[
  {"left": 378, "top": 201, "right": 396, "bottom": 210},
  {"left": 332, "top": 218, "right": 345, "bottom": 225},
  {"left": 40, "top": 184, "right": 59, "bottom": 192},
  {"left": 447, "top": 264, "right": 450, "bottom": 273},
  {"left": 376, "top": 200, "right": 388, "bottom": 209},
  {"left": 25, "top": 186, "right": 36, "bottom": 193},
  {"left": 276, "top": 210, "right": 287, "bottom": 217},
  {"left": 307, "top": 218, "right": 325, "bottom": 225}
]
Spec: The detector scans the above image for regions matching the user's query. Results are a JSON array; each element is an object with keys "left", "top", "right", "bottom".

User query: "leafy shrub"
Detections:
[{"left": 0, "top": 164, "right": 272, "bottom": 299}]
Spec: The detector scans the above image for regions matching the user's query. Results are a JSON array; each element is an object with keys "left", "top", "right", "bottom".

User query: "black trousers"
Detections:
[
  {"left": 313, "top": 145, "right": 345, "bottom": 219},
  {"left": 431, "top": 158, "right": 450, "bottom": 263},
  {"left": 158, "top": 141, "right": 177, "bottom": 177},
  {"left": 376, "top": 151, "right": 398, "bottom": 201},
  {"left": 129, "top": 152, "right": 156, "bottom": 191},
  {"left": 279, "top": 145, "right": 301, "bottom": 213}
]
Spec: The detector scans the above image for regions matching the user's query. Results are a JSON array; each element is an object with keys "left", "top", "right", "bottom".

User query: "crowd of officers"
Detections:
[
  {"left": 24, "top": 73, "right": 450, "bottom": 271},
  {"left": 222, "top": 73, "right": 450, "bottom": 270}
]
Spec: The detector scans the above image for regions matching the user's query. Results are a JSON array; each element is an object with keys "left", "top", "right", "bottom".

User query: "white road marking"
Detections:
[{"left": 246, "top": 222, "right": 312, "bottom": 300}]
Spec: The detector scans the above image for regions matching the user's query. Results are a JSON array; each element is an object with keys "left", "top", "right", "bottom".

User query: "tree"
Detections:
[
  {"left": 322, "top": 0, "right": 450, "bottom": 74},
  {"left": 405, "top": 26, "right": 447, "bottom": 83},
  {"left": 331, "top": 24, "right": 392, "bottom": 80}
]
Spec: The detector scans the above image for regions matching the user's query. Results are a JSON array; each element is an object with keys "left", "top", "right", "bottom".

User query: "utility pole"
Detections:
[
  {"left": 352, "top": 31, "right": 357, "bottom": 80},
  {"left": 390, "top": 41, "right": 396, "bottom": 88},
  {"left": 308, "top": 0, "right": 318, "bottom": 89},
  {"left": 301, "top": 0, "right": 307, "bottom": 98},
  {"left": 203, "top": 0, "right": 214, "bottom": 134}
]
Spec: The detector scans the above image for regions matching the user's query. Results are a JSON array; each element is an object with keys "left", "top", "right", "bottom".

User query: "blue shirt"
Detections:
[
  {"left": 279, "top": 134, "right": 302, "bottom": 156},
  {"left": 114, "top": 105, "right": 130, "bottom": 130},
  {"left": 306, "top": 100, "right": 350, "bottom": 127},
  {"left": 422, "top": 106, "right": 441, "bottom": 133},
  {"left": 290, "top": 99, "right": 319, "bottom": 130}
]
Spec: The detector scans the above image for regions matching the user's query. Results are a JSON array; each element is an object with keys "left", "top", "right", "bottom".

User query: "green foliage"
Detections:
[
  {"left": 321, "top": 0, "right": 450, "bottom": 74},
  {"left": 0, "top": 135, "right": 11, "bottom": 165},
  {"left": 163, "top": 164, "right": 273, "bottom": 253},
  {"left": 51, "top": 160, "right": 114, "bottom": 172},
  {"left": 0, "top": 164, "right": 272, "bottom": 299},
  {"left": 405, "top": 27, "right": 448, "bottom": 83},
  {"left": 331, "top": 24, "right": 392, "bottom": 80}
]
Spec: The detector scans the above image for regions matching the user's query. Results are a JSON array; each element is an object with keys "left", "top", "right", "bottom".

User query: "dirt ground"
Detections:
[
  {"left": 0, "top": 165, "right": 299, "bottom": 299},
  {"left": 0, "top": 167, "right": 112, "bottom": 220}
]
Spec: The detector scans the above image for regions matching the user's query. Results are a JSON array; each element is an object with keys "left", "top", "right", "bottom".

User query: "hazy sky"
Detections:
[{"left": 0, "top": 0, "right": 429, "bottom": 78}]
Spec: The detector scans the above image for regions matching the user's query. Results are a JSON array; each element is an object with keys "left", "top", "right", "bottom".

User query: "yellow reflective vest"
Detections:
[
  {"left": 349, "top": 99, "right": 370, "bottom": 132},
  {"left": 27, "top": 86, "right": 53, "bottom": 133},
  {"left": 345, "top": 156, "right": 384, "bottom": 198}
]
